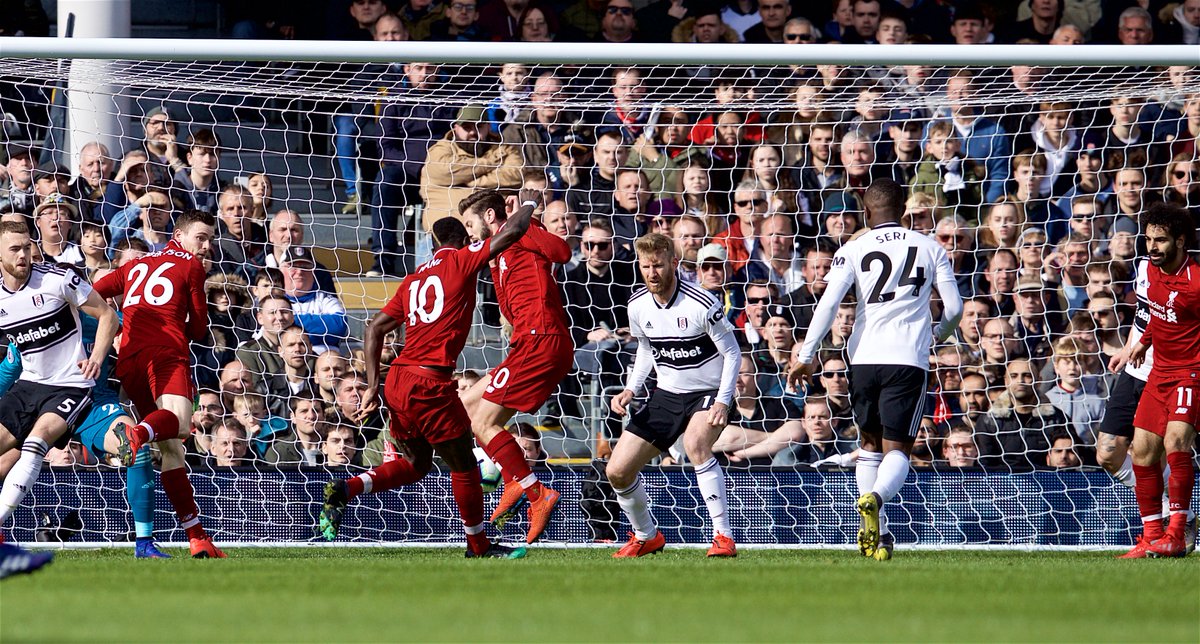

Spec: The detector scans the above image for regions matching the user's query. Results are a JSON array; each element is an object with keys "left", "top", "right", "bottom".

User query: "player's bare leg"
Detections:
[
  {"left": 856, "top": 433, "right": 911, "bottom": 560},
  {"left": 606, "top": 432, "right": 667, "bottom": 558},
  {"left": 463, "top": 375, "right": 561, "bottom": 543},
  {"left": 1096, "top": 434, "right": 1134, "bottom": 487},
  {"left": 681, "top": 412, "right": 736, "bottom": 557},
  {"left": 0, "top": 414, "right": 70, "bottom": 529},
  {"left": 321, "top": 439, "right": 434, "bottom": 541},
  {"left": 1122, "top": 427, "right": 1166, "bottom": 558},
  {"left": 1147, "top": 421, "right": 1197, "bottom": 558}
]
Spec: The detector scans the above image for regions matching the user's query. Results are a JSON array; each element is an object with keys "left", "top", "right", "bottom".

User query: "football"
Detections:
[{"left": 473, "top": 447, "right": 502, "bottom": 493}]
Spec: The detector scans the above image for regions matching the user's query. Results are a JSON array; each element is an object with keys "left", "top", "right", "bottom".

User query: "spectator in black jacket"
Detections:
[
  {"left": 973, "top": 358, "right": 1072, "bottom": 472},
  {"left": 562, "top": 217, "right": 639, "bottom": 384}
]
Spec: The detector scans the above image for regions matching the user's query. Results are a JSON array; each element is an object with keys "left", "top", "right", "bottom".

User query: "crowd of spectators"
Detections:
[{"left": 1, "top": 0, "right": 1199, "bottom": 475}]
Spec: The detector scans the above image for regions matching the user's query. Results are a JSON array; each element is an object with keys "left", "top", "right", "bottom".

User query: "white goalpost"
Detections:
[{"left": 1, "top": 38, "right": 1197, "bottom": 549}]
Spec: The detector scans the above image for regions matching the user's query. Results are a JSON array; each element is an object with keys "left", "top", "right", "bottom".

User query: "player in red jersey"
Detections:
[
  {"left": 1110, "top": 204, "right": 1199, "bottom": 558},
  {"left": 92, "top": 209, "right": 225, "bottom": 558},
  {"left": 459, "top": 188, "right": 572, "bottom": 544},
  {"left": 319, "top": 190, "right": 541, "bottom": 558}
]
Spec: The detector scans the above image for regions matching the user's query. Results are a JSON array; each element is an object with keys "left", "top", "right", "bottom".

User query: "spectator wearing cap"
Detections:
[
  {"left": 69, "top": 141, "right": 114, "bottom": 223},
  {"left": 280, "top": 246, "right": 349, "bottom": 354},
  {"left": 107, "top": 188, "right": 174, "bottom": 257},
  {"left": 33, "top": 193, "right": 83, "bottom": 265},
  {"left": 1, "top": 144, "right": 36, "bottom": 215},
  {"left": 562, "top": 217, "right": 638, "bottom": 386},
  {"left": 419, "top": 102, "right": 523, "bottom": 236},
  {"left": 373, "top": 62, "right": 454, "bottom": 277},
  {"left": 429, "top": 0, "right": 485, "bottom": 39},
  {"left": 1011, "top": 276, "right": 1061, "bottom": 363},
  {"left": 781, "top": 239, "right": 836, "bottom": 333},
  {"left": 31, "top": 163, "right": 71, "bottom": 203},
  {"left": 259, "top": 209, "right": 337, "bottom": 294},
  {"left": 882, "top": 110, "right": 924, "bottom": 187},
  {"left": 172, "top": 128, "right": 222, "bottom": 215},
  {"left": 138, "top": 106, "right": 185, "bottom": 176},
  {"left": 212, "top": 184, "right": 267, "bottom": 281},
  {"left": 943, "top": 69, "right": 1012, "bottom": 204},
  {"left": 696, "top": 242, "right": 740, "bottom": 319},
  {"left": 753, "top": 302, "right": 798, "bottom": 395},
  {"left": 501, "top": 72, "right": 590, "bottom": 195}
]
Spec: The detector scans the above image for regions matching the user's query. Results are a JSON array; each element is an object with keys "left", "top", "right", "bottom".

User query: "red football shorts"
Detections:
[
  {"left": 1133, "top": 371, "right": 1200, "bottom": 437},
  {"left": 384, "top": 366, "right": 470, "bottom": 445},
  {"left": 482, "top": 333, "right": 574, "bottom": 413},
  {"left": 114, "top": 348, "right": 194, "bottom": 418}
]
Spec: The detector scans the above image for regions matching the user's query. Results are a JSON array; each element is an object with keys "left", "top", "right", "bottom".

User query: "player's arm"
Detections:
[
  {"left": 358, "top": 311, "right": 401, "bottom": 421},
  {"left": 706, "top": 304, "right": 741, "bottom": 430},
  {"left": 488, "top": 188, "right": 542, "bottom": 260},
  {"left": 0, "top": 342, "right": 21, "bottom": 394},
  {"left": 789, "top": 254, "right": 855, "bottom": 389},
  {"left": 78, "top": 291, "right": 119, "bottom": 381},
  {"left": 611, "top": 308, "right": 652, "bottom": 417},
  {"left": 92, "top": 264, "right": 125, "bottom": 300},
  {"left": 522, "top": 217, "right": 572, "bottom": 264},
  {"left": 931, "top": 248, "right": 963, "bottom": 343},
  {"left": 186, "top": 260, "right": 209, "bottom": 341}
]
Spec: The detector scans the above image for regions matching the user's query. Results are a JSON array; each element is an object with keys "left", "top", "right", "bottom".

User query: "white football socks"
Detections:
[
  {"left": 0, "top": 437, "right": 49, "bottom": 525},
  {"left": 856, "top": 449, "right": 889, "bottom": 535},
  {"left": 873, "top": 450, "right": 910, "bottom": 505},
  {"left": 695, "top": 457, "right": 731, "bottom": 538},
  {"left": 614, "top": 475, "right": 656, "bottom": 540}
]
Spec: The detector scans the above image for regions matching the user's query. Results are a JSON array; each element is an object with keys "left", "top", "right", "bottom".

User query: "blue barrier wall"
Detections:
[{"left": 8, "top": 468, "right": 1160, "bottom": 546}]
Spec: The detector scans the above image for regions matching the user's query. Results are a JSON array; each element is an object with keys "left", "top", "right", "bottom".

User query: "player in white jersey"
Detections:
[
  {"left": 789, "top": 180, "right": 963, "bottom": 560},
  {"left": 608, "top": 233, "right": 741, "bottom": 558},
  {"left": 0, "top": 221, "right": 118, "bottom": 545}
]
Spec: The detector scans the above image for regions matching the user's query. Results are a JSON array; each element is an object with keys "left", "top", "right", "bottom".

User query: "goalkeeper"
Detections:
[{"left": 0, "top": 316, "right": 169, "bottom": 559}]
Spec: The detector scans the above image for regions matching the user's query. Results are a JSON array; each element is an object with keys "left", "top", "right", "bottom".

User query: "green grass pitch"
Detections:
[{"left": 2, "top": 548, "right": 1197, "bottom": 642}]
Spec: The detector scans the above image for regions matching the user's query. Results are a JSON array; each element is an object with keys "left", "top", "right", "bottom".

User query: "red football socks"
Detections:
[
  {"left": 484, "top": 431, "right": 541, "bottom": 501},
  {"left": 347, "top": 459, "right": 426, "bottom": 499},
  {"left": 451, "top": 469, "right": 487, "bottom": 543},
  {"left": 1132, "top": 463, "right": 1166, "bottom": 541},
  {"left": 161, "top": 467, "right": 206, "bottom": 540},
  {"left": 1165, "top": 452, "right": 1195, "bottom": 537},
  {"left": 136, "top": 409, "right": 180, "bottom": 444}
]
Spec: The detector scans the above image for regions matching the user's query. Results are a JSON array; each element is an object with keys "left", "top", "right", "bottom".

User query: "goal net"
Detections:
[{"left": 1, "top": 41, "right": 1197, "bottom": 547}]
